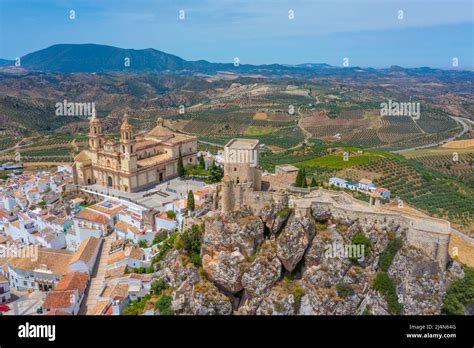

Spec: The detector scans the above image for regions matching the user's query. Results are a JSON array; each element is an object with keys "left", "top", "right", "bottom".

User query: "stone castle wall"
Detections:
[{"left": 292, "top": 189, "right": 451, "bottom": 269}]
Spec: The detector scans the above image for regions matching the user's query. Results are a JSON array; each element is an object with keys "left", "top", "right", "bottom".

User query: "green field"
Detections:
[{"left": 295, "top": 154, "right": 380, "bottom": 169}]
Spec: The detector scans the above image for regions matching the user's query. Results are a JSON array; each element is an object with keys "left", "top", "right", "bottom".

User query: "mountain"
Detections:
[
  {"left": 2, "top": 43, "right": 471, "bottom": 79},
  {"left": 0, "top": 59, "right": 14, "bottom": 66},
  {"left": 20, "top": 44, "right": 189, "bottom": 73},
  {"left": 14, "top": 44, "right": 359, "bottom": 76}
]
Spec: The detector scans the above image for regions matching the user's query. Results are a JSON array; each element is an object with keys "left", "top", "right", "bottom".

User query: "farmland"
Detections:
[
  {"left": 353, "top": 157, "right": 474, "bottom": 234},
  {"left": 295, "top": 154, "right": 380, "bottom": 169}
]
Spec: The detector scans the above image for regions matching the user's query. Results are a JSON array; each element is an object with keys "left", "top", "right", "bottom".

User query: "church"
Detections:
[{"left": 73, "top": 110, "right": 197, "bottom": 192}]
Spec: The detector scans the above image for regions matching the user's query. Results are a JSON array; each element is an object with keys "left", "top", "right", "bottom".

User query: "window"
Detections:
[{"left": 234, "top": 167, "right": 237, "bottom": 171}]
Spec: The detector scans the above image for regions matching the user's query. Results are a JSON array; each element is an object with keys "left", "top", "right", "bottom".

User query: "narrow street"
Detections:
[{"left": 80, "top": 234, "right": 114, "bottom": 315}]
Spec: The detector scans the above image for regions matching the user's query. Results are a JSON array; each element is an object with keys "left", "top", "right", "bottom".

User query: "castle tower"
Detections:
[
  {"left": 89, "top": 108, "right": 103, "bottom": 150},
  {"left": 221, "top": 175, "right": 234, "bottom": 213},
  {"left": 120, "top": 114, "right": 137, "bottom": 174},
  {"left": 223, "top": 138, "right": 261, "bottom": 190}
]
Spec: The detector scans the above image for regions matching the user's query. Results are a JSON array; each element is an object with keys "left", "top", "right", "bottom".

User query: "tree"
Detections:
[
  {"left": 295, "top": 169, "right": 306, "bottom": 187},
  {"left": 206, "top": 161, "right": 223, "bottom": 184},
  {"left": 198, "top": 155, "right": 205, "bottom": 170},
  {"left": 151, "top": 278, "right": 168, "bottom": 296},
  {"left": 177, "top": 149, "right": 185, "bottom": 177},
  {"left": 310, "top": 177, "right": 318, "bottom": 187},
  {"left": 187, "top": 190, "right": 195, "bottom": 212},
  {"left": 155, "top": 295, "right": 174, "bottom": 315},
  {"left": 138, "top": 240, "right": 147, "bottom": 248},
  {"left": 166, "top": 210, "right": 176, "bottom": 219}
]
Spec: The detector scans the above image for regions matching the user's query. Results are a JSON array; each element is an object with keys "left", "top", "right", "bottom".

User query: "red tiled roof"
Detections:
[
  {"left": 54, "top": 272, "right": 89, "bottom": 295},
  {"left": 43, "top": 290, "right": 75, "bottom": 309},
  {"left": 74, "top": 208, "right": 108, "bottom": 224}
]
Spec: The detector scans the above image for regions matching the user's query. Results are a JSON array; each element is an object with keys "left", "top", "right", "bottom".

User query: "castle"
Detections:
[
  {"left": 73, "top": 110, "right": 197, "bottom": 192},
  {"left": 214, "top": 138, "right": 451, "bottom": 269},
  {"left": 218, "top": 138, "right": 263, "bottom": 213}
]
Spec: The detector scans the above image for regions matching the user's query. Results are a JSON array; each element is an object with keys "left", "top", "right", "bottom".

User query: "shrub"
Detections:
[
  {"left": 155, "top": 295, "right": 174, "bottom": 315},
  {"left": 151, "top": 278, "right": 168, "bottom": 296},
  {"left": 378, "top": 238, "right": 402, "bottom": 272},
  {"left": 350, "top": 232, "right": 372, "bottom": 262},
  {"left": 166, "top": 210, "right": 177, "bottom": 219},
  {"left": 292, "top": 287, "right": 305, "bottom": 303},
  {"left": 442, "top": 267, "right": 474, "bottom": 315},
  {"left": 276, "top": 207, "right": 290, "bottom": 218},
  {"left": 336, "top": 282, "right": 354, "bottom": 298},
  {"left": 373, "top": 272, "right": 403, "bottom": 315},
  {"left": 181, "top": 224, "right": 203, "bottom": 266},
  {"left": 152, "top": 230, "right": 168, "bottom": 245}
]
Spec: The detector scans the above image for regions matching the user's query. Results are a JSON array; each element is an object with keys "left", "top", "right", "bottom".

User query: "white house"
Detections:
[
  {"left": 68, "top": 237, "right": 101, "bottom": 274},
  {"left": 358, "top": 178, "right": 375, "bottom": 192},
  {"left": 155, "top": 211, "right": 178, "bottom": 232},
  {"left": 329, "top": 177, "right": 347, "bottom": 188},
  {"left": 0, "top": 274, "right": 10, "bottom": 304},
  {"left": 2, "top": 195, "right": 16, "bottom": 210},
  {"left": 106, "top": 244, "right": 149, "bottom": 273},
  {"left": 42, "top": 271, "right": 89, "bottom": 315},
  {"left": 72, "top": 208, "right": 109, "bottom": 243},
  {"left": 7, "top": 248, "right": 74, "bottom": 291},
  {"left": 35, "top": 228, "right": 67, "bottom": 249}
]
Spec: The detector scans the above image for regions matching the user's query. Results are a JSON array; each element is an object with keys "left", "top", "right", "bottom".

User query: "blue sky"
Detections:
[{"left": 0, "top": 0, "right": 472, "bottom": 69}]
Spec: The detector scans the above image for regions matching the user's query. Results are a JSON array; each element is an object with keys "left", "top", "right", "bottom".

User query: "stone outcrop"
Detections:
[
  {"left": 153, "top": 194, "right": 457, "bottom": 316},
  {"left": 389, "top": 244, "right": 446, "bottom": 315},
  {"left": 277, "top": 215, "right": 315, "bottom": 272},
  {"left": 260, "top": 202, "right": 290, "bottom": 234},
  {"left": 202, "top": 210, "right": 264, "bottom": 293},
  {"left": 303, "top": 225, "right": 352, "bottom": 287},
  {"left": 203, "top": 250, "right": 246, "bottom": 293},
  {"left": 242, "top": 240, "right": 282, "bottom": 297},
  {"left": 159, "top": 250, "right": 200, "bottom": 288}
]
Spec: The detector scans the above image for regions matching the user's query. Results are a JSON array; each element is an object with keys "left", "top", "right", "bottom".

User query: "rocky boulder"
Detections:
[
  {"left": 311, "top": 206, "right": 332, "bottom": 223},
  {"left": 277, "top": 215, "right": 316, "bottom": 272},
  {"left": 202, "top": 250, "right": 246, "bottom": 293},
  {"left": 389, "top": 244, "right": 446, "bottom": 315},
  {"left": 171, "top": 278, "right": 232, "bottom": 315},
  {"left": 256, "top": 281, "right": 299, "bottom": 315},
  {"left": 159, "top": 250, "right": 200, "bottom": 288},
  {"left": 242, "top": 240, "right": 282, "bottom": 297},
  {"left": 202, "top": 210, "right": 264, "bottom": 258},
  {"left": 303, "top": 225, "right": 352, "bottom": 287},
  {"left": 260, "top": 201, "right": 291, "bottom": 235}
]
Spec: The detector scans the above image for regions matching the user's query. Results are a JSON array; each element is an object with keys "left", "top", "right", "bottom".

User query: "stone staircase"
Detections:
[{"left": 83, "top": 235, "right": 114, "bottom": 314}]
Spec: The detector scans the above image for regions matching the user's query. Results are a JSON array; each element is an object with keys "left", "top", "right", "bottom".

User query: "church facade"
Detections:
[{"left": 73, "top": 111, "right": 197, "bottom": 192}]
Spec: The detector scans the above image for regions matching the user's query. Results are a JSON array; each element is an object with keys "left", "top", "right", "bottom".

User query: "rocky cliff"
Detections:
[{"left": 153, "top": 201, "right": 465, "bottom": 315}]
